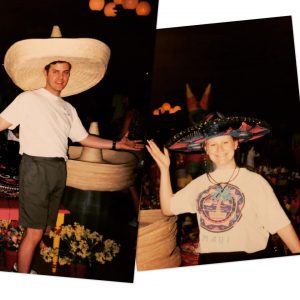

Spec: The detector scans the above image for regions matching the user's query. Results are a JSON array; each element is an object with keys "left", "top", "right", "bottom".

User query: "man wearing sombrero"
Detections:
[
  {"left": 0, "top": 26, "right": 143, "bottom": 273},
  {"left": 147, "top": 112, "right": 300, "bottom": 264}
]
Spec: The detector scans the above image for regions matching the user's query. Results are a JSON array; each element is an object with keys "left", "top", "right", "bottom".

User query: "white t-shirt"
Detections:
[
  {"left": 0, "top": 88, "right": 88, "bottom": 159},
  {"left": 170, "top": 168, "right": 290, "bottom": 254}
]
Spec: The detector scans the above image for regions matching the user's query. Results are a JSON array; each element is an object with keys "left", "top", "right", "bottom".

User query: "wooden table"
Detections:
[{"left": 0, "top": 198, "right": 70, "bottom": 273}]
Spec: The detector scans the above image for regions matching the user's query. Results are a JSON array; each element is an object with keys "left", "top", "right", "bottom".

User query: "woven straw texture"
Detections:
[
  {"left": 137, "top": 220, "right": 177, "bottom": 247},
  {"left": 138, "top": 208, "right": 166, "bottom": 224},
  {"left": 136, "top": 209, "right": 181, "bottom": 270},
  {"left": 4, "top": 37, "right": 110, "bottom": 97},
  {"left": 137, "top": 247, "right": 182, "bottom": 271},
  {"left": 66, "top": 146, "right": 137, "bottom": 191},
  {"left": 136, "top": 235, "right": 177, "bottom": 262}
]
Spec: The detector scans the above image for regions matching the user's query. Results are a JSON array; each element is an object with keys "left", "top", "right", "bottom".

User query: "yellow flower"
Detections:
[
  {"left": 105, "top": 253, "right": 113, "bottom": 261},
  {"left": 70, "top": 241, "right": 78, "bottom": 252},
  {"left": 61, "top": 224, "right": 74, "bottom": 239},
  {"left": 40, "top": 246, "right": 58, "bottom": 263},
  {"left": 95, "top": 252, "right": 106, "bottom": 264},
  {"left": 104, "top": 239, "right": 114, "bottom": 248},
  {"left": 0, "top": 220, "right": 10, "bottom": 229},
  {"left": 49, "top": 230, "right": 57, "bottom": 239},
  {"left": 59, "top": 256, "right": 72, "bottom": 265},
  {"left": 112, "top": 243, "right": 120, "bottom": 255},
  {"left": 39, "top": 222, "right": 120, "bottom": 266},
  {"left": 88, "top": 231, "right": 102, "bottom": 242},
  {"left": 75, "top": 224, "right": 85, "bottom": 241}
]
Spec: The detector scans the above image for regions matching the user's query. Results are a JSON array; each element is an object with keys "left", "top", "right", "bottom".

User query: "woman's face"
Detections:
[{"left": 204, "top": 135, "right": 238, "bottom": 169}]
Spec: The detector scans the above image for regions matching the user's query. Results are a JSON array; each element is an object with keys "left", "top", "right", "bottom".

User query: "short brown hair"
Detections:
[{"left": 44, "top": 61, "right": 72, "bottom": 72}]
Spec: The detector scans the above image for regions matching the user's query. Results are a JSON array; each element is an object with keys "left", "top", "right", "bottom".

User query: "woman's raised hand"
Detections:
[{"left": 146, "top": 139, "right": 170, "bottom": 171}]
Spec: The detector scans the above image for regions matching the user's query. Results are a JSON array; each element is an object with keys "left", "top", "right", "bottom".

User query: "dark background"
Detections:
[
  {"left": 149, "top": 16, "right": 300, "bottom": 135},
  {"left": 0, "top": 0, "right": 158, "bottom": 137},
  {"left": 0, "top": 0, "right": 159, "bottom": 283}
]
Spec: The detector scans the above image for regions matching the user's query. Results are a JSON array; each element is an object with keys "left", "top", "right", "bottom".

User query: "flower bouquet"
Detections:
[
  {"left": 40, "top": 222, "right": 120, "bottom": 268},
  {"left": 0, "top": 220, "right": 24, "bottom": 251},
  {"left": 0, "top": 220, "right": 24, "bottom": 270}
]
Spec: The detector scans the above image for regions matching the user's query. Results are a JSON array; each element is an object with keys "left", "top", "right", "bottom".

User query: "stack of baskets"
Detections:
[
  {"left": 66, "top": 146, "right": 137, "bottom": 192},
  {"left": 136, "top": 209, "right": 181, "bottom": 271}
]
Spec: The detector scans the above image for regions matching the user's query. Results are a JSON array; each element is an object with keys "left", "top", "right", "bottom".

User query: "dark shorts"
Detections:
[{"left": 19, "top": 154, "right": 67, "bottom": 229}]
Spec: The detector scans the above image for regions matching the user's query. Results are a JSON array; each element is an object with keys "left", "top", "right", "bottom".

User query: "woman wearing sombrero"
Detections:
[
  {"left": 146, "top": 112, "right": 300, "bottom": 264},
  {"left": 0, "top": 26, "right": 143, "bottom": 273}
]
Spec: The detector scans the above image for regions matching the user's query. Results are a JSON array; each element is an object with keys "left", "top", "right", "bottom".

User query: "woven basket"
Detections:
[
  {"left": 139, "top": 215, "right": 177, "bottom": 235},
  {"left": 138, "top": 209, "right": 166, "bottom": 224},
  {"left": 66, "top": 146, "right": 138, "bottom": 191},
  {"left": 136, "top": 234, "right": 177, "bottom": 263},
  {"left": 136, "top": 247, "right": 182, "bottom": 271},
  {"left": 137, "top": 220, "right": 177, "bottom": 247},
  {"left": 136, "top": 209, "right": 181, "bottom": 270}
]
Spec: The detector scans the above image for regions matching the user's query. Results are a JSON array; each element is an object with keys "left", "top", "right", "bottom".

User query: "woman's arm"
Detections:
[
  {"left": 146, "top": 140, "right": 174, "bottom": 216},
  {"left": 277, "top": 223, "right": 300, "bottom": 253},
  {"left": 0, "top": 116, "right": 12, "bottom": 132}
]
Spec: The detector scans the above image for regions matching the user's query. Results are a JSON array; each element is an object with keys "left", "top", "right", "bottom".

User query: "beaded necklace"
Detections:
[{"left": 206, "top": 166, "right": 240, "bottom": 196}]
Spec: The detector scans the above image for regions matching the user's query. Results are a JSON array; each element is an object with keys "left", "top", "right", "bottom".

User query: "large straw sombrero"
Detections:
[
  {"left": 4, "top": 25, "right": 110, "bottom": 97},
  {"left": 166, "top": 112, "right": 271, "bottom": 152}
]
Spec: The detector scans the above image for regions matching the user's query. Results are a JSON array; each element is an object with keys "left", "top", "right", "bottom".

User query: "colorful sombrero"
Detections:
[{"left": 166, "top": 112, "right": 271, "bottom": 152}]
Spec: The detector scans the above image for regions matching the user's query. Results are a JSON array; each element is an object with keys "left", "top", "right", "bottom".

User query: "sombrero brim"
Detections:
[
  {"left": 166, "top": 116, "right": 271, "bottom": 152},
  {"left": 4, "top": 38, "right": 110, "bottom": 97}
]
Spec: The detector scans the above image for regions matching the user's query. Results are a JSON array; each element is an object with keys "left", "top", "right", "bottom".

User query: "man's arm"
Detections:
[
  {"left": 80, "top": 134, "right": 115, "bottom": 149},
  {"left": 79, "top": 131, "right": 144, "bottom": 151},
  {"left": 0, "top": 116, "right": 12, "bottom": 132}
]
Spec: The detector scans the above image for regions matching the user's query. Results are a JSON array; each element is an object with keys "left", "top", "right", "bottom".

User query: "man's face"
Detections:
[{"left": 44, "top": 62, "right": 71, "bottom": 96}]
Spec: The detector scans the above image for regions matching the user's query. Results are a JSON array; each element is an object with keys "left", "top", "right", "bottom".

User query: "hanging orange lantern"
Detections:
[
  {"left": 170, "top": 106, "right": 182, "bottom": 114},
  {"left": 104, "top": 2, "right": 117, "bottom": 16},
  {"left": 113, "top": 0, "right": 124, "bottom": 4},
  {"left": 136, "top": 1, "right": 151, "bottom": 16},
  {"left": 162, "top": 102, "right": 171, "bottom": 111},
  {"left": 153, "top": 109, "right": 160, "bottom": 116},
  {"left": 89, "top": 0, "right": 105, "bottom": 11},
  {"left": 123, "top": 0, "right": 138, "bottom": 10}
]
